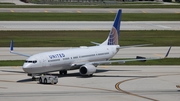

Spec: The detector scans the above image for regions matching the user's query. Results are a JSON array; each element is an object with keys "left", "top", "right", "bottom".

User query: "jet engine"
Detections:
[{"left": 79, "top": 64, "right": 96, "bottom": 76}]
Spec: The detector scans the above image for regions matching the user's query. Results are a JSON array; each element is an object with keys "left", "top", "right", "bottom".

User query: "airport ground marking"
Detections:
[
  {"left": 0, "top": 79, "right": 119, "bottom": 93},
  {"left": 44, "top": 10, "right": 48, "bottom": 13},
  {"left": 13, "top": 66, "right": 20, "bottom": 69},
  {"left": 55, "top": 84, "right": 119, "bottom": 93},
  {"left": 115, "top": 77, "right": 158, "bottom": 101},
  {"left": 110, "top": 10, "right": 115, "bottom": 13},
  {"left": 77, "top": 10, "right": 81, "bottom": 13},
  {"left": 141, "top": 10, "right": 147, "bottom": 13},
  {"left": 100, "top": 66, "right": 108, "bottom": 68},
  {"left": 175, "top": 11, "right": 179, "bottom": 13},
  {"left": 115, "top": 73, "right": 180, "bottom": 101}
]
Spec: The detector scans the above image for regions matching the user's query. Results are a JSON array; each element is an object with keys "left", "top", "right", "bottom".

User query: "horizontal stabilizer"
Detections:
[
  {"left": 136, "top": 56, "right": 146, "bottom": 62},
  {"left": 91, "top": 41, "right": 100, "bottom": 46}
]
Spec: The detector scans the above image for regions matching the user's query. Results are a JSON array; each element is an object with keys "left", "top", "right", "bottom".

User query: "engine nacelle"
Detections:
[{"left": 79, "top": 64, "right": 96, "bottom": 76}]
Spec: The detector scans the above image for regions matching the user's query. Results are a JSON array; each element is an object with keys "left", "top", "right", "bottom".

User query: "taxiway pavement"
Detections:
[
  {"left": 0, "top": 66, "right": 180, "bottom": 101},
  {"left": 0, "top": 8, "right": 180, "bottom": 13},
  {"left": 1, "top": 21, "right": 180, "bottom": 31},
  {"left": 0, "top": 0, "right": 37, "bottom": 5},
  {"left": 0, "top": 47, "right": 179, "bottom": 60}
]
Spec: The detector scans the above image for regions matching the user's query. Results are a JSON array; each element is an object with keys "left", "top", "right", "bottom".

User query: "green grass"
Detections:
[
  {"left": 0, "top": 30, "right": 180, "bottom": 47},
  {"left": 0, "top": 60, "right": 24, "bottom": 66},
  {"left": 0, "top": 58, "right": 180, "bottom": 66},
  {"left": 0, "top": 13, "right": 180, "bottom": 21},
  {"left": 29, "top": 0, "right": 162, "bottom": 5},
  {"left": 1, "top": 4, "right": 180, "bottom": 8},
  {"left": 0, "top": 3, "right": 15, "bottom": 5}
]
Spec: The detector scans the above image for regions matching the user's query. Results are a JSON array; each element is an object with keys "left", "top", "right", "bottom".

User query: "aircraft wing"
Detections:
[
  {"left": 91, "top": 58, "right": 159, "bottom": 66},
  {"left": 72, "top": 46, "right": 171, "bottom": 67},
  {"left": 119, "top": 44, "right": 153, "bottom": 49}
]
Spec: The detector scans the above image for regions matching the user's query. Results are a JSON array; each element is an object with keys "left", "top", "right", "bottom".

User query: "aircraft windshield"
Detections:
[{"left": 25, "top": 60, "right": 37, "bottom": 63}]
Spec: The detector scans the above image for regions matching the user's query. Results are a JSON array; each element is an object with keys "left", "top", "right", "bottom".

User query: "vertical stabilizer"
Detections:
[{"left": 101, "top": 9, "right": 122, "bottom": 45}]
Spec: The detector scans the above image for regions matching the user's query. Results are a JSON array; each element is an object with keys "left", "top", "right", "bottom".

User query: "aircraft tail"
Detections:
[{"left": 101, "top": 9, "right": 122, "bottom": 46}]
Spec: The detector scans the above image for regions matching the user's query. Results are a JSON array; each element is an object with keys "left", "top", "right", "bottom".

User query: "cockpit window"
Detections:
[
  {"left": 33, "top": 60, "right": 37, "bottom": 63},
  {"left": 25, "top": 60, "right": 37, "bottom": 63}
]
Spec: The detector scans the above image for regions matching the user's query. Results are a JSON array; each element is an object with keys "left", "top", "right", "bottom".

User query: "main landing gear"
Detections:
[
  {"left": 59, "top": 70, "right": 67, "bottom": 75},
  {"left": 32, "top": 76, "right": 36, "bottom": 81}
]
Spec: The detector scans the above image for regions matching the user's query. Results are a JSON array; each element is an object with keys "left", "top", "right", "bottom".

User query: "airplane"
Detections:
[{"left": 10, "top": 9, "right": 171, "bottom": 79}]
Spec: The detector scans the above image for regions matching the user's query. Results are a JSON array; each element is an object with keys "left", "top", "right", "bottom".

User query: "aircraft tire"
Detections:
[
  {"left": 64, "top": 70, "right": 67, "bottom": 75},
  {"left": 39, "top": 77, "right": 42, "bottom": 84},
  {"left": 51, "top": 80, "right": 54, "bottom": 85},
  {"left": 32, "top": 76, "right": 36, "bottom": 81},
  {"left": 44, "top": 78, "right": 47, "bottom": 84},
  {"left": 59, "top": 71, "right": 63, "bottom": 75}
]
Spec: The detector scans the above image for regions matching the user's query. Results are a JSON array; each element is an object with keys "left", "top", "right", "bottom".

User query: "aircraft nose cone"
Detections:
[{"left": 22, "top": 63, "right": 32, "bottom": 73}]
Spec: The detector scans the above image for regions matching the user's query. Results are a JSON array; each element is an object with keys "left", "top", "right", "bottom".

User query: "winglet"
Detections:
[
  {"left": 10, "top": 40, "right": 14, "bottom": 51},
  {"left": 9, "top": 40, "right": 30, "bottom": 57},
  {"left": 165, "top": 46, "right": 171, "bottom": 58}
]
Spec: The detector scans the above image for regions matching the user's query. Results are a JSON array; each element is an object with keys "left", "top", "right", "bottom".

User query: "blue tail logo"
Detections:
[
  {"left": 107, "top": 27, "right": 119, "bottom": 45},
  {"left": 108, "top": 9, "right": 121, "bottom": 45},
  {"left": 101, "top": 9, "right": 122, "bottom": 46}
]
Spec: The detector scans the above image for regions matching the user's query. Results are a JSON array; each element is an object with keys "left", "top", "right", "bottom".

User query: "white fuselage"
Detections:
[{"left": 23, "top": 45, "right": 120, "bottom": 74}]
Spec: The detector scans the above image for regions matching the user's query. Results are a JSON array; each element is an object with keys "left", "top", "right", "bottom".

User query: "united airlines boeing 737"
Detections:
[{"left": 10, "top": 9, "right": 171, "bottom": 79}]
